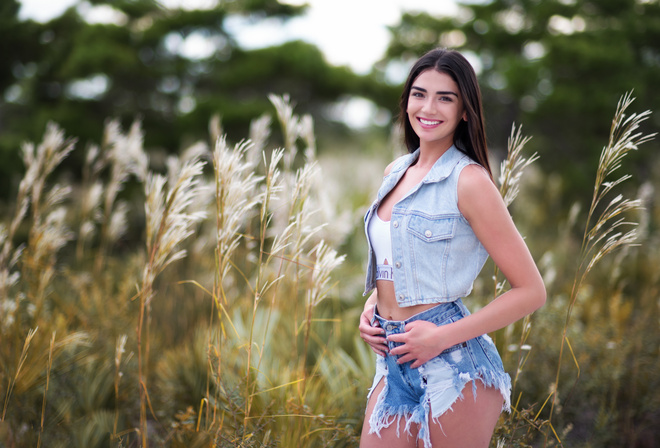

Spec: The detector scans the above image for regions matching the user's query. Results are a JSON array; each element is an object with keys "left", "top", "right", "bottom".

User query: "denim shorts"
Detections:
[{"left": 366, "top": 299, "right": 511, "bottom": 448}]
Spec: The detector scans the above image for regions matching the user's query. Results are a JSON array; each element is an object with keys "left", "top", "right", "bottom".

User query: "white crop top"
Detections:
[{"left": 367, "top": 209, "right": 394, "bottom": 282}]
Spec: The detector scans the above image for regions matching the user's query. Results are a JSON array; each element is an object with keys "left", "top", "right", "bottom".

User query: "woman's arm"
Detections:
[{"left": 389, "top": 164, "right": 546, "bottom": 367}]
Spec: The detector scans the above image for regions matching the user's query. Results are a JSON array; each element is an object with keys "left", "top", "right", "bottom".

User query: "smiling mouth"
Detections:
[{"left": 418, "top": 118, "right": 441, "bottom": 126}]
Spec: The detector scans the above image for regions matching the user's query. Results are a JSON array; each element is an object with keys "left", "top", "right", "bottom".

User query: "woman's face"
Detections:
[{"left": 406, "top": 69, "right": 466, "bottom": 151}]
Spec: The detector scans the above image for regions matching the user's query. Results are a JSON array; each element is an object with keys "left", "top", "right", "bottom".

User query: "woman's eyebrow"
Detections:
[{"left": 411, "top": 86, "right": 458, "bottom": 97}]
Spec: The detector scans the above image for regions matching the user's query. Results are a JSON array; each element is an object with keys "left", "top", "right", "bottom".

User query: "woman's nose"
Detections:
[{"left": 421, "top": 98, "right": 436, "bottom": 114}]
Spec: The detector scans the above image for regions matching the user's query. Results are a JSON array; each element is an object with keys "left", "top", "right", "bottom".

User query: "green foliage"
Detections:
[{"left": 0, "top": 0, "right": 390, "bottom": 199}]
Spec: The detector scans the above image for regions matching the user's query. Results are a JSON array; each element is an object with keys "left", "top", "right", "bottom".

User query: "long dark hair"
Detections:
[{"left": 399, "top": 48, "right": 492, "bottom": 178}]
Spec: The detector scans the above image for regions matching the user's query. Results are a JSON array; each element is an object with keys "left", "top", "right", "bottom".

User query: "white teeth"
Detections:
[{"left": 419, "top": 118, "right": 440, "bottom": 125}]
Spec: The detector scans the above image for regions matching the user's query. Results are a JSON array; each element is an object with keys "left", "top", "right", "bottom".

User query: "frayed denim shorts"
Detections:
[{"left": 366, "top": 299, "right": 511, "bottom": 448}]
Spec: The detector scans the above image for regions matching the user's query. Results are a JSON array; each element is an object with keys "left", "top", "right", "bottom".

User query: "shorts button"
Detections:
[{"left": 425, "top": 230, "right": 432, "bottom": 238}]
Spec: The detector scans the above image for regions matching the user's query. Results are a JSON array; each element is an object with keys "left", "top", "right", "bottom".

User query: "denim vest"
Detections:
[{"left": 363, "top": 145, "right": 489, "bottom": 307}]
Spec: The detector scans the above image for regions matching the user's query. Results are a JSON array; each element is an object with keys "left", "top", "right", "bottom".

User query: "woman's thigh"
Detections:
[
  {"left": 428, "top": 381, "right": 503, "bottom": 447},
  {"left": 360, "top": 378, "right": 419, "bottom": 448}
]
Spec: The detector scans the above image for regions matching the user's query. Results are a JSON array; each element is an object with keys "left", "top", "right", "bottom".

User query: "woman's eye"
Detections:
[{"left": 439, "top": 96, "right": 453, "bottom": 102}]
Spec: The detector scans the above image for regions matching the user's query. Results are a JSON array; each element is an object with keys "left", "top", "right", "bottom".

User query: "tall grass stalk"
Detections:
[
  {"left": 242, "top": 147, "right": 286, "bottom": 437},
  {"left": 1, "top": 327, "right": 37, "bottom": 421},
  {"left": 491, "top": 124, "right": 547, "bottom": 444},
  {"left": 200, "top": 96, "right": 349, "bottom": 444},
  {"left": 209, "top": 135, "right": 262, "bottom": 436},
  {"left": 259, "top": 97, "right": 332, "bottom": 439},
  {"left": 37, "top": 331, "right": 55, "bottom": 448},
  {"left": 138, "top": 157, "right": 206, "bottom": 446},
  {"left": 301, "top": 241, "right": 345, "bottom": 385},
  {"left": 546, "top": 92, "right": 656, "bottom": 444},
  {"left": 494, "top": 123, "right": 537, "bottom": 303},
  {"left": 94, "top": 120, "right": 148, "bottom": 273},
  {"left": 113, "top": 334, "right": 128, "bottom": 443}
]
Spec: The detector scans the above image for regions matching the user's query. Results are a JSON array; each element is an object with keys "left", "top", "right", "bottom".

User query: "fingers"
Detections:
[
  {"left": 359, "top": 310, "right": 388, "bottom": 355},
  {"left": 362, "top": 334, "right": 388, "bottom": 356},
  {"left": 410, "top": 360, "right": 424, "bottom": 369}
]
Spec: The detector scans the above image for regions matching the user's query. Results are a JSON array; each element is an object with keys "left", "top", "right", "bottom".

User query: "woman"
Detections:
[{"left": 358, "top": 48, "right": 546, "bottom": 448}]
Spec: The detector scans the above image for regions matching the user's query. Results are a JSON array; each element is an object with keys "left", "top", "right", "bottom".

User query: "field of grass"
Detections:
[{"left": 0, "top": 94, "right": 658, "bottom": 447}]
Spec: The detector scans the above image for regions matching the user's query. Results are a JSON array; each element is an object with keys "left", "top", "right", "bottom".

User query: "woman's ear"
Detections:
[{"left": 462, "top": 111, "right": 468, "bottom": 122}]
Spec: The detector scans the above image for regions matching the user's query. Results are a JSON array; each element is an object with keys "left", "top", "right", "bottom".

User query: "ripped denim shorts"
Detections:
[{"left": 366, "top": 299, "right": 511, "bottom": 448}]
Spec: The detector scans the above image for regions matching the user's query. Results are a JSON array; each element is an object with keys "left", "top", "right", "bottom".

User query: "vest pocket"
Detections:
[{"left": 406, "top": 214, "right": 457, "bottom": 242}]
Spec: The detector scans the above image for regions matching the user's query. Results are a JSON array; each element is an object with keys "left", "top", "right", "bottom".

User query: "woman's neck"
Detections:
[{"left": 414, "top": 141, "right": 452, "bottom": 169}]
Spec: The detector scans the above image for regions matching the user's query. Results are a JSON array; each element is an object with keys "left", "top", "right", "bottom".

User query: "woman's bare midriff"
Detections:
[{"left": 375, "top": 279, "right": 439, "bottom": 321}]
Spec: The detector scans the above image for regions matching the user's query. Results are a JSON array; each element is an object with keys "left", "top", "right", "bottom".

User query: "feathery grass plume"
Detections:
[
  {"left": 268, "top": 94, "right": 299, "bottom": 170},
  {"left": 267, "top": 95, "right": 321, "bottom": 246},
  {"left": 248, "top": 114, "right": 272, "bottom": 166},
  {"left": 95, "top": 119, "right": 148, "bottom": 273},
  {"left": 0, "top": 123, "right": 75, "bottom": 303},
  {"left": 24, "top": 124, "right": 76, "bottom": 226},
  {"left": 138, "top": 156, "right": 206, "bottom": 447},
  {"left": 76, "top": 181, "right": 104, "bottom": 259},
  {"left": 6, "top": 124, "right": 74, "bottom": 341},
  {"left": 142, "top": 161, "right": 207, "bottom": 287},
  {"left": 256, "top": 147, "right": 286, "bottom": 271},
  {"left": 22, "top": 206, "right": 74, "bottom": 316},
  {"left": 305, "top": 241, "right": 345, "bottom": 309},
  {"left": 547, "top": 92, "right": 656, "bottom": 442},
  {"left": 212, "top": 137, "right": 262, "bottom": 287},
  {"left": 209, "top": 113, "right": 223, "bottom": 145},
  {"left": 301, "top": 241, "right": 345, "bottom": 377},
  {"left": 499, "top": 124, "right": 538, "bottom": 207},
  {"left": 167, "top": 141, "right": 210, "bottom": 186},
  {"left": 282, "top": 163, "right": 325, "bottom": 267},
  {"left": 76, "top": 140, "right": 107, "bottom": 260},
  {"left": 298, "top": 114, "right": 317, "bottom": 163}
]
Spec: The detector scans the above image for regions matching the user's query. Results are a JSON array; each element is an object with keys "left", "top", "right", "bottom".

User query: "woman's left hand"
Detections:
[{"left": 387, "top": 320, "right": 448, "bottom": 369}]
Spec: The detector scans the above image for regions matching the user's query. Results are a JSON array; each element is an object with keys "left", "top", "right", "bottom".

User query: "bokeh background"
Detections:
[{"left": 1, "top": 0, "right": 659, "bottom": 446}]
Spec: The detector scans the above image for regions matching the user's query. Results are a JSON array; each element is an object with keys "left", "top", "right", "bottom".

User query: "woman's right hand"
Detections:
[{"left": 359, "top": 305, "right": 389, "bottom": 356}]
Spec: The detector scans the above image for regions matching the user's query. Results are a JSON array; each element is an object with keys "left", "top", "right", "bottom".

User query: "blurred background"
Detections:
[
  {"left": 1, "top": 0, "right": 660, "bottom": 447},
  {"left": 5, "top": 0, "right": 659, "bottom": 199}
]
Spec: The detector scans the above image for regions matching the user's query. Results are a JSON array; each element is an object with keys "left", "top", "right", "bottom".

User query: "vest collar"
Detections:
[{"left": 402, "top": 145, "right": 468, "bottom": 183}]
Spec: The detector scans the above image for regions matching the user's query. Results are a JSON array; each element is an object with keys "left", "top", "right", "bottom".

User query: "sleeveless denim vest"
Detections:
[{"left": 363, "top": 145, "right": 489, "bottom": 307}]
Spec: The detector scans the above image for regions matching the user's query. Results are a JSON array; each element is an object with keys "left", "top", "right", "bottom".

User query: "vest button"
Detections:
[
  {"left": 395, "top": 262, "right": 401, "bottom": 268},
  {"left": 398, "top": 294, "right": 404, "bottom": 301},
  {"left": 393, "top": 221, "right": 399, "bottom": 228},
  {"left": 425, "top": 230, "right": 432, "bottom": 238}
]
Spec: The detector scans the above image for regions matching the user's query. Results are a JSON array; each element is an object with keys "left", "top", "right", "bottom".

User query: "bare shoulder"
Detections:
[
  {"left": 458, "top": 163, "right": 498, "bottom": 199},
  {"left": 457, "top": 163, "right": 503, "bottom": 220},
  {"left": 384, "top": 159, "right": 399, "bottom": 176}
]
